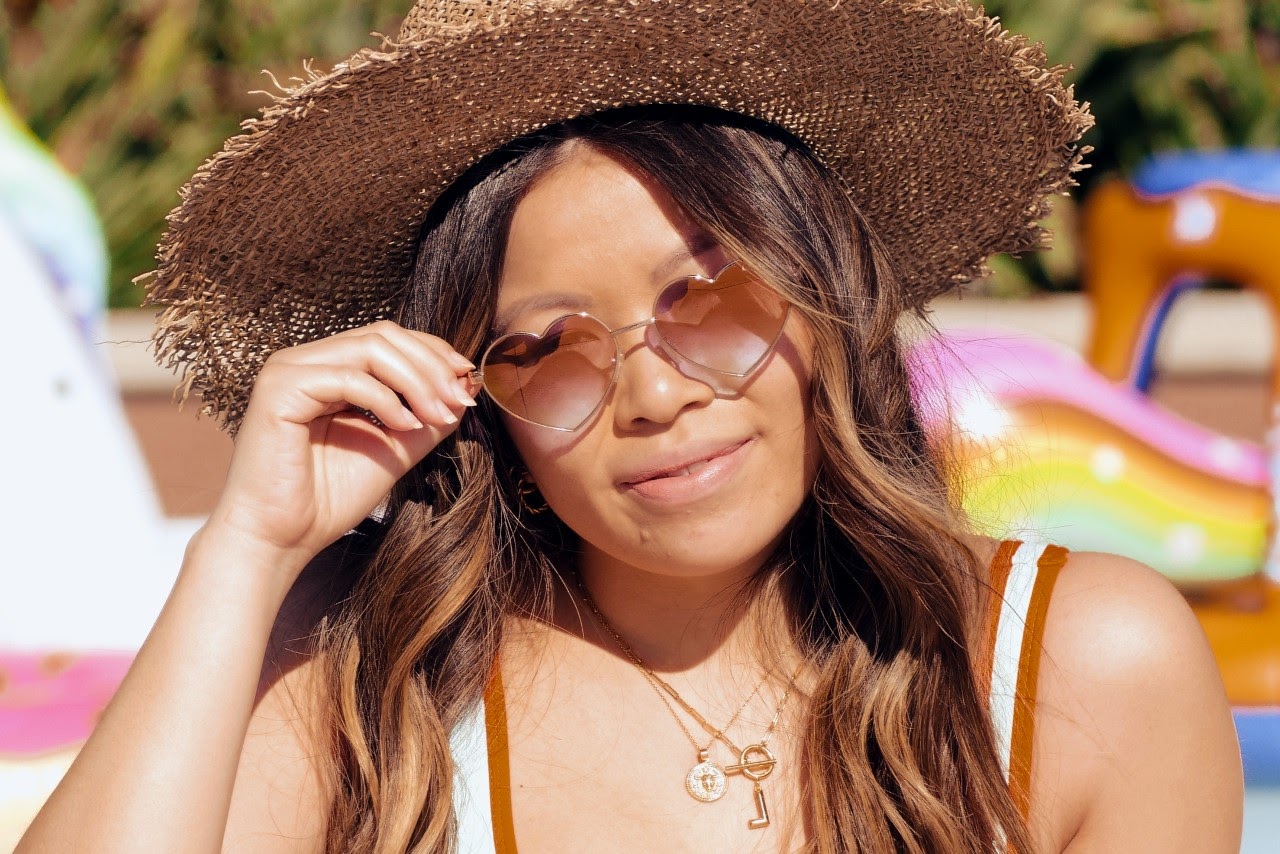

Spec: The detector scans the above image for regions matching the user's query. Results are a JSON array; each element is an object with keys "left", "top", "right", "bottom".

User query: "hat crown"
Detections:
[{"left": 397, "top": 0, "right": 578, "bottom": 43}]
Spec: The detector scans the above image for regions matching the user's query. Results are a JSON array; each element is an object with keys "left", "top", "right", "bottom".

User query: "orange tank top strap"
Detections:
[
  {"left": 483, "top": 661, "right": 520, "bottom": 853},
  {"left": 981, "top": 538, "right": 1069, "bottom": 822}
]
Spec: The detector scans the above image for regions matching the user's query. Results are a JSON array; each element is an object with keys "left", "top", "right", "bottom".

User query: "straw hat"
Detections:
[{"left": 145, "top": 0, "right": 1092, "bottom": 432}]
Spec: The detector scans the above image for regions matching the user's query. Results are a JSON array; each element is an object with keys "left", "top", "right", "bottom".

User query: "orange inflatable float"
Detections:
[{"left": 1084, "top": 154, "right": 1280, "bottom": 708}]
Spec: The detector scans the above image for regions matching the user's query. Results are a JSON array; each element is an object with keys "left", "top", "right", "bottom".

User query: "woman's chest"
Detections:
[{"left": 496, "top": 654, "right": 809, "bottom": 852}]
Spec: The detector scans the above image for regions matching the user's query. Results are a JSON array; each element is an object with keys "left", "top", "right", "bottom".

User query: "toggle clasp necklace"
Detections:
[{"left": 574, "top": 573, "right": 802, "bottom": 829}]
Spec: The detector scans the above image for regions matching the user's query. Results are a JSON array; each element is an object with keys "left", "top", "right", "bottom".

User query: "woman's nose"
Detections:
[{"left": 609, "top": 326, "right": 715, "bottom": 428}]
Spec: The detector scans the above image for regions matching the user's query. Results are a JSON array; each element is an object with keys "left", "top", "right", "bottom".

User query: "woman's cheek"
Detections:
[{"left": 501, "top": 417, "right": 597, "bottom": 514}]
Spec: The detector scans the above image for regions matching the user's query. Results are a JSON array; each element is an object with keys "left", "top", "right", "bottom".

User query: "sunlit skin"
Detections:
[{"left": 496, "top": 144, "right": 818, "bottom": 655}]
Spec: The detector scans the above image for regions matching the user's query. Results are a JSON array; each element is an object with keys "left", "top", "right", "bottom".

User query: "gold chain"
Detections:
[
  {"left": 573, "top": 573, "right": 801, "bottom": 756},
  {"left": 642, "top": 650, "right": 764, "bottom": 754},
  {"left": 573, "top": 573, "right": 805, "bottom": 824}
]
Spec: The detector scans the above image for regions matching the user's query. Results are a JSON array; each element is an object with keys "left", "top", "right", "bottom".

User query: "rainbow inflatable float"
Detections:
[
  {"left": 913, "top": 150, "right": 1280, "bottom": 785},
  {"left": 911, "top": 332, "right": 1269, "bottom": 584}
]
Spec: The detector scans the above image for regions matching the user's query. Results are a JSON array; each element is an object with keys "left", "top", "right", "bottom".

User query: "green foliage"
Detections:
[
  {"left": 4, "top": 1, "right": 1280, "bottom": 305},
  {"left": 981, "top": 0, "right": 1280, "bottom": 295},
  {"left": 2, "top": 0, "right": 407, "bottom": 307}
]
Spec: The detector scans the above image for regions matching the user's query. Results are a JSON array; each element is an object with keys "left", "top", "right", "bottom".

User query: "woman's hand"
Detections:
[
  {"left": 17, "top": 320, "right": 471, "bottom": 854},
  {"left": 203, "top": 320, "right": 476, "bottom": 583}
]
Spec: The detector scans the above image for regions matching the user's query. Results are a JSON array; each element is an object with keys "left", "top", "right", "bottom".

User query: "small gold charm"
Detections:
[
  {"left": 726, "top": 743, "right": 777, "bottom": 781},
  {"left": 686, "top": 749, "right": 728, "bottom": 802},
  {"left": 727, "top": 743, "right": 777, "bottom": 829},
  {"left": 748, "top": 783, "right": 770, "bottom": 829}
]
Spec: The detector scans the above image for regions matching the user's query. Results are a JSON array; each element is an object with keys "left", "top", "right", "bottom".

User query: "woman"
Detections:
[{"left": 20, "top": 1, "right": 1241, "bottom": 852}]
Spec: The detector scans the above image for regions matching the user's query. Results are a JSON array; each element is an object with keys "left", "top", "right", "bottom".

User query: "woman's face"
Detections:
[{"left": 494, "top": 144, "right": 818, "bottom": 580}]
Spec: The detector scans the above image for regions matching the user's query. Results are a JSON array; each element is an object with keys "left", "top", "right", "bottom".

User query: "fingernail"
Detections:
[
  {"left": 436, "top": 400, "right": 459, "bottom": 424},
  {"left": 405, "top": 411, "right": 425, "bottom": 430},
  {"left": 453, "top": 386, "right": 478, "bottom": 407}
]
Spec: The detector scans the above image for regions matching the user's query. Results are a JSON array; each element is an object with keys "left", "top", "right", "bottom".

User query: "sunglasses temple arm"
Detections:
[
  {"left": 610, "top": 316, "right": 656, "bottom": 338},
  {"left": 465, "top": 368, "right": 485, "bottom": 390}
]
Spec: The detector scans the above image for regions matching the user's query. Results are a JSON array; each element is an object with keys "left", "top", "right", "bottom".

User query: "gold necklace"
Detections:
[
  {"left": 644, "top": 658, "right": 768, "bottom": 804},
  {"left": 574, "top": 575, "right": 802, "bottom": 829}
]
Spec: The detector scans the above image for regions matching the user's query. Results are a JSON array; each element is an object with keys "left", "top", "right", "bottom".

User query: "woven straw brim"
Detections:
[{"left": 145, "top": 0, "right": 1092, "bottom": 433}]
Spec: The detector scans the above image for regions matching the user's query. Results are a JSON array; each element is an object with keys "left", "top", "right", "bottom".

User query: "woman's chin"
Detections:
[{"left": 583, "top": 530, "right": 786, "bottom": 584}]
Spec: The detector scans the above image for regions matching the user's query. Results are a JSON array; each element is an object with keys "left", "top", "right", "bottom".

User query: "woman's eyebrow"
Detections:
[
  {"left": 491, "top": 236, "right": 718, "bottom": 335},
  {"left": 652, "top": 234, "right": 721, "bottom": 283},
  {"left": 491, "top": 293, "right": 592, "bottom": 335}
]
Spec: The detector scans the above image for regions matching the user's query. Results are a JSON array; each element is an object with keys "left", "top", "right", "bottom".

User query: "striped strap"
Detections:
[
  {"left": 977, "top": 539, "right": 1020, "bottom": 702},
  {"left": 986, "top": 539, "right": 1068, "bottom": 818}
]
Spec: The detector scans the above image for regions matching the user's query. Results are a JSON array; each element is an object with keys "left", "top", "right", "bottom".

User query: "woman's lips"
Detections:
[{"left": 621, "top": 439, "right": 753, "bottom": 503}]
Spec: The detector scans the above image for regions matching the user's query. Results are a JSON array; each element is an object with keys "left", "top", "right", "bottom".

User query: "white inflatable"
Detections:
[
  {"left": 0, "top": 89, "right": 202, "bottom": 651},
  {"left": 0, "top": 218, "right": 201, "bottom": 650}
]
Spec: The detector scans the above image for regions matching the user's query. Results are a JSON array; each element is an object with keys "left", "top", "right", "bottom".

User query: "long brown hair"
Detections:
[{"left": 314, "top": 106, "right": 1033, "bottom": 852}]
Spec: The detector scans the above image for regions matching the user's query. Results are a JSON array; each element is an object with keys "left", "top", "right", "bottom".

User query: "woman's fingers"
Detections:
[
  {"left": 262, "top": 324, "right": 476, "bottom": 428},
  {"left": 416, "top": 332, "right": 478, "bottom": 373},
  {"left": 340, "top": 332, "right": 465, "bottom": 424},
  {"left": 262, "top": 363, "right": 428, "bottom": 432},
  {"left": 259, "top": 323, "right": 476, "bottom": 430},
  {"left": 322, "top": 321, "right": 475, "bottom": 375}
]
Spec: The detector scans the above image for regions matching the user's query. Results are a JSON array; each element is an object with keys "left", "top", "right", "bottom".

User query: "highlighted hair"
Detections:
[{"left": 314, "top": 107, "right": 1034, "bottom": 852}]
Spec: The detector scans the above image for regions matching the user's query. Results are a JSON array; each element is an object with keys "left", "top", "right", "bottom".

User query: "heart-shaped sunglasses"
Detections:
[{"left": 468, "top": 262, "right": 791, "bottom": 431}]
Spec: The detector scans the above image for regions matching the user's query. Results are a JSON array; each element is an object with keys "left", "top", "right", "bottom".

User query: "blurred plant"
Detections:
[
  {"left": 4, "top": 1, "right": 1280, "bottom": 305},
  {"left": 2, "top": 0, "right": 406, "bottom": 308},
  {"left": 979, "top": 0, "right": 1280, "bottom": 296}
]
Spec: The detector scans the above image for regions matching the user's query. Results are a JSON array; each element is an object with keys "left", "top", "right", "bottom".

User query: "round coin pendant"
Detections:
[{"left": 686, "top": 760, "right": 728, "bottom": 802}]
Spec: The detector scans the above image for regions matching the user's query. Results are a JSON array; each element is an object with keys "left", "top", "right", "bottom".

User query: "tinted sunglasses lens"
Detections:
[
  {"left": 654, "top": 265, "right": 789, "bottom": 375},
  {"left": 482, "top": 315, "right": 615, "bottom": 430}
]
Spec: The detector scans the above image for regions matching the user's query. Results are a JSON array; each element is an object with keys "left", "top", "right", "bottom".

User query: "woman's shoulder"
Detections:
[
  {"left": 1037, "top": 549, "right": 1229, "bottom": 733},
  {"left": 1040, "top": 549, "right": 1212, "bottom": 679},
  {"left": 1030, "top": 548, "right": 1243, "bottom": 852}
]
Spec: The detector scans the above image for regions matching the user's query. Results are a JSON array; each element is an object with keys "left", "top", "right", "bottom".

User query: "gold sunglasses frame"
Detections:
[{"left": 467, "top": 261, "right": 791, "bottom": 432}]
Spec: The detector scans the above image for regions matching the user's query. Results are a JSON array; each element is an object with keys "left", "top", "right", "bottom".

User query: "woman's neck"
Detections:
[{"left": 555, "top": 541, "right": 799, "bottom": 676}]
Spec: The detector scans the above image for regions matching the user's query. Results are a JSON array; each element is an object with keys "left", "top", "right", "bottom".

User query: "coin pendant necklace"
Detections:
[
  {"left": 680, "top": 681, "right": 768, "bottom": 804},
  {"left": 671, "top": 668, "right": 801, "bottom": 828},
  {"left": 687, "top": 750, "right": 728, "bottom": 802},
  {"left": 574, "top": 574, "right": 802, "bottom": 823},
  {"left": 619, "top": 636, "right": 768, "bottom": 803}
]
